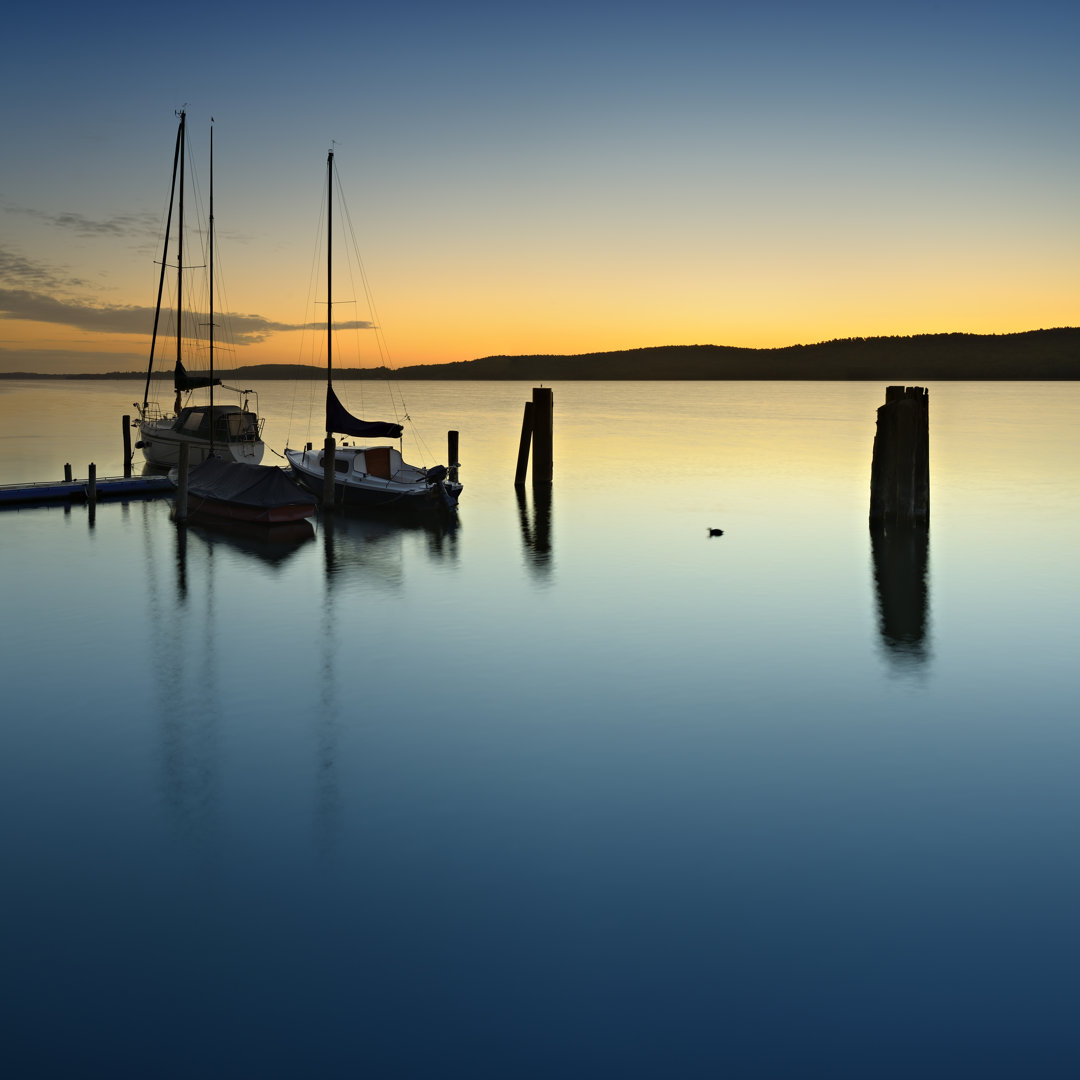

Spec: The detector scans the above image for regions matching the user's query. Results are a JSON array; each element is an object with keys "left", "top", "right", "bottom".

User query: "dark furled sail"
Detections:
[
  {"left": 174, "top": 359, "right": 221, "bottom": 392},
  {"left": 326, "top": 385, "right": 403, "bottom": 439}
]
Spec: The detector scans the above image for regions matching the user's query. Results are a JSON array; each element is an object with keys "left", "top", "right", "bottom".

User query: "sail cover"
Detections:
[
  {"left": 326, "top": 385, "right": 403, "bottom": 439},
  {"left": 174, "top": 360, "right": 221, "bottom": 391}
]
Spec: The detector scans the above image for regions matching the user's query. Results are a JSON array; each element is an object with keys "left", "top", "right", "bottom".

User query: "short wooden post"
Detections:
[
  {"left": 87, "top": 463, "right": 97, "bottom": 505},
  {"left": 514, "top": 402, "right": 534, "bottom": 486},
  {"left": 448, "top": 430, "right": 459, "bottom": 483},
  {"left": 322, "top": 435, "right": 337, "bottom": 509},
  {"left": 531, "top": 387, "right": 553, "bottom": 487},
  {"left": 869, "top": 386, "right": 929, "bottom": 527},
  {"left": 64, "top": 463, "right": 73, "bottom": 482},
  {"left": 122, "top": 414, "right": 132, "bottom": 477},
  {"left": 175, "top": 442, "right": 190, "bottom": 522}
]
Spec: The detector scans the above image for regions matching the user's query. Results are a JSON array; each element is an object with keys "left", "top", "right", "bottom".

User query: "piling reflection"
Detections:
[
  {"left": 516, "top": 486, "right": 553, "bottom": 580},
  {"left": 870, "top": 523, "right": 931, "bottom": 671}
]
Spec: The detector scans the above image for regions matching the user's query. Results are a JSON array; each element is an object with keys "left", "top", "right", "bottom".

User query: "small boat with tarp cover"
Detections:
[
  {"left": 181, "top": 456, "right": 315, "bottom": 524},
  {"left": 132, "top": 109, "right": 264, "bottom": 469},
  {"left": 284, "top": 147, "right": 461, "bottom": 513}
]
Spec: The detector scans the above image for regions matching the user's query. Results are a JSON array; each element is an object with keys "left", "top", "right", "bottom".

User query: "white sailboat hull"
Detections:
[
  {"left": 285, "top": 445, "right": 460, "bottom": 511},
  {"left": 137, "top": 422, "right": 264, "bottom": 467}
]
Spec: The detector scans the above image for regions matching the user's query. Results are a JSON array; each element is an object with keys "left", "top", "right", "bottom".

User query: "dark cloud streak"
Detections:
[
  {"left": 0, "top": 247, "right": 90, "bottom": 292},
  {"left": 0, "top": 286, "right": 347, "bottom": 344},
  {"left": 9, "top": 205, "right": 161, "bottom": 239}
]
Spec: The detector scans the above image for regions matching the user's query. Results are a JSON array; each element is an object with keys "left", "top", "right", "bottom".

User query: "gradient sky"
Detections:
[{"left": 2, "top": 0, "right": 1077, "bottom": 373}]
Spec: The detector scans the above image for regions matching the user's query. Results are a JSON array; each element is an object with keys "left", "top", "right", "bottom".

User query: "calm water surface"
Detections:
[{"left": 1, "top": 379, "right": 1078, "bottom": 1077}]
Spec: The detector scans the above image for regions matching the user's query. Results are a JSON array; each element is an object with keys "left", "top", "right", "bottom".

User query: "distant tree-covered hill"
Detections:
[
  {"left": 386, "top": 329, "right": 1080, "bottom": 380},
  {"left": 5, "top": 329, "right": 1077, "bottom": 380}
]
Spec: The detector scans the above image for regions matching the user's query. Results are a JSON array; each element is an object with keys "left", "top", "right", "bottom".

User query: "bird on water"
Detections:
[{"left": 708, "top": 528, "right": 724, "bottom": 537}]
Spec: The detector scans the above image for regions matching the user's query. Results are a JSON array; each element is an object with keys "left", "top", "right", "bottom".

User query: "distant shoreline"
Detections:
[{"left": 3, "top": 329, "right": 1078, "bottom": 380}]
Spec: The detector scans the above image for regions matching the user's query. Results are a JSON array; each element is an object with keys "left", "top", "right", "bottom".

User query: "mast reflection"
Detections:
[
  {"left": 870, "top": 523, "right": 931, "bottom": 671},
  {"left": 315, "top": 509, "right": 459, "bottom": 855}
]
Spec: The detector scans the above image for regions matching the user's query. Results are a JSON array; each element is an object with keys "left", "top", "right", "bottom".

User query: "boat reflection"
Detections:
[
  {"left": 870, "top": 523, "right": 931, "bottom": 671},
  {"left": 182, "top": 514, "right": 316, "bottom": 568},
  {"left": 321, "top": 508, "right": 459, "bottom": 585}
]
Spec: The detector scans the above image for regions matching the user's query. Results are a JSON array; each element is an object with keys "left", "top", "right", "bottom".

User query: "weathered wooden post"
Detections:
[
  {"left": 322, "top": 435, "right": 337, "bottom": 509},
  {"left": 531, "top": 387, "right": 553, "bottom": 487},
  {"left": 870, "top": 385, "right": 929, "bottom": 527},
  {"left": 514, "top": 402, "right": 534, "bottom": 486},
  {"left": 87, "top": 463, "right": 97, "bottom": 505},
  {"left": 122, "top": 414, "right": 132, "bottom": 477},
  {"left": 448, "top": 430, "right": 460, "bottom": 484},
  {"left": 175, "top": 442, "right": 190, "bottom": 522},
  {"left": 64, "top": 463, "right": 73, "bottom": 482}
]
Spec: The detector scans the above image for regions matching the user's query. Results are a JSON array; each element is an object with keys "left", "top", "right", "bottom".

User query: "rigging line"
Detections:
[
  {"left": 286, "top": 167, "right": 331, "bottom": 448},
  {"left": 334, "top": 166, "right": 417, "bottom": 426},
  {"left": 329, "top": 165, "right": 373, "bottom": 421}
]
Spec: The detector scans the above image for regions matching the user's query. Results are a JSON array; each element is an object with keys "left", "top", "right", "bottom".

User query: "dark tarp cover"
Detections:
[
  {"left": 187, "top": 456, "right": 314, "bottom": 509},
  {"left": 174, "top": 360, "right": 221, "bottom": 391},
  {"left": 326, "top": 385, "right": 403, "bottom": 439}
]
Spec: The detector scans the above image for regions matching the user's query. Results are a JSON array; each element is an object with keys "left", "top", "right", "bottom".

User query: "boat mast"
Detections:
[
  {"left": 326, "top": 148, "right": 333, "bottom": 442},
  {"left": 174, "top": 110, "right": 186, "bottom": 415},
  {"left": 142, "top": 110, "right": 184, "bottom": 411},
  {"left": 209, "top": 119, "right": 215, "bottom": 455}
]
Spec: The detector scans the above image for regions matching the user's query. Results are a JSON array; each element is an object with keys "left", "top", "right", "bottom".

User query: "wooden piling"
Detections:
[
  {"left": 448, "top": 430, "right": 460, "bottom": 484},
  {"left": 322, "top": 435, "right": 337, "bottom": 508},
  {"left": 64, "top": 463, "right": 73, "bottom": 482},
  {"left": 87, "top": 463, "right": 97, "bottom": 505},
  {"left": 514, "top": 402, "right": 534, "bottom": 487},
  {"left": 531, "top": 387, "right": 553, "bottom": 487},
  {"left": 122, "top": 415, "right": 132, "bottom": 477},
  {"left": 175, "top": 442, "right": 189, "bottom": 522},
  {"left": 869, "top": 386, "right": 929, "bottom": 526}
]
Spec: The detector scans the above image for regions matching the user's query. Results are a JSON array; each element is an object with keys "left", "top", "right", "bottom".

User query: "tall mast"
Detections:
[
  {"left": 174, "top": 110, "right": 186, "bottom": 415},
  {"left": 326, "top": 148, "right": 334, "bottom": 431},
  {"left": 142, "top": 111, "right": 183, "bottom": 410},
  {"left": 209, "top": 119, "right": 215, "bottom": 454}
]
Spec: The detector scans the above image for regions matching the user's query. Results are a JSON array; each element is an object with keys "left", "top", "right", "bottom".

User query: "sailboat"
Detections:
[
  {"left": 284, "top": 149, "right": 462, "bottom": 513},
  {"left": 178, "top": 119, "right": 316, "bottom": 526},
  {"left": 133, "top": 109, "right": 265, "bottom": 468}
]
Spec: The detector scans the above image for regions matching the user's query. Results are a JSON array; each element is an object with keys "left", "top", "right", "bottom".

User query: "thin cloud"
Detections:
[
  {"left": 0, "top": 247, "right": 90, "bottom": 292},
  {"left": 9, "top": 205, "right": 161, "bottom": 239}
]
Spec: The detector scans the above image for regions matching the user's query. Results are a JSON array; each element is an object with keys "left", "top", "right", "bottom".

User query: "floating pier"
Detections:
[{"left": 0, "top": 471, "right": 173, "bottom": 508}]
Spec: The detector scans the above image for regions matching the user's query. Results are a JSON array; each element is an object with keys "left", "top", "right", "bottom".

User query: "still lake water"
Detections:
[{"left": 1, "top": 378, "right": 1078, "bottom": 1077}]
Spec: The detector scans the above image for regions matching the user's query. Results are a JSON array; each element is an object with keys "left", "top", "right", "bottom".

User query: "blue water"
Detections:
[{"left": 1, "top": 381, "right": 1078, "bottom": 1076}]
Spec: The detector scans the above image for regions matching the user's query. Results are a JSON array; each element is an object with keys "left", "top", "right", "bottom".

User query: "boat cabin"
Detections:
[
  {"left": 319, "top": 445, "right": 419, "bottom": 482},
  {"left": 174, "top": 405, "right": 263, "bottom": 443}
]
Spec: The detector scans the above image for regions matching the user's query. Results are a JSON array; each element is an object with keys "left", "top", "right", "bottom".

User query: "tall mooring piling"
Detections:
[
  {"left": 514, "top": 387, "right": 553, "bottom": 487},
  {"left": 448, "top": 430, "right": 460, "bottom": 484},
  {"left": 322, "top": 436, "right": 337, "bottom": 508},
  {"left": 122, "top": 415, "right": 132, "bottom": 477},
  {"left": 869, "top": 385, "right": 929, "bottom": 527}
]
